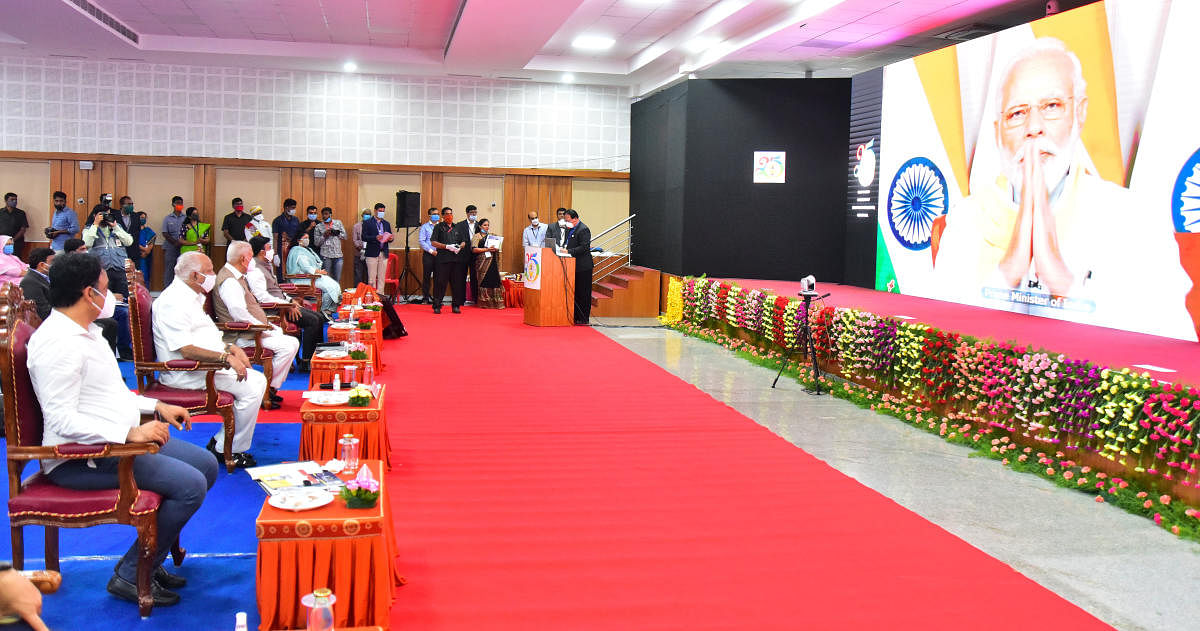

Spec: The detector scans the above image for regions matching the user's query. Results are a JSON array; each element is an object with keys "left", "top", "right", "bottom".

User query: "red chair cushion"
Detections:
[
  {"left": 8, "top": 321, "right": 44, "bottom": 449},
  {"left": 9, "top": 473, "right": 162, "bottom": 518},
  {"left": 143, "top": 384, "right": 235, "bottom": 408},
  {"left": 131, "top": 283, "right": 157, "bottom": 363}
]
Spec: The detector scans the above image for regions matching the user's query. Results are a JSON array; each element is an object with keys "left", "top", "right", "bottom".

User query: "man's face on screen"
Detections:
[{"left": 996, "top": 52, "right": 1084, "bottom": 193}]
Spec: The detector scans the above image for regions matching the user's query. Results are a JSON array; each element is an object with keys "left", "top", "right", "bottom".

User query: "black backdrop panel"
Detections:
[
  {"left": 396, "top": 190, "right": 421, "bottom": 227},
  {"left": 681, "top": 79, "right": 851, "bottom": 282},
  {"left": 630, "top": 82, "right": 688, "bottom": 275},
  {"left": 844, "top": 68, "right": 883, "bottom": 289}
]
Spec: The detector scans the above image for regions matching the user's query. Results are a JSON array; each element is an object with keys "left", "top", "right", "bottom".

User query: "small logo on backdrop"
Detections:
[
  {"left": 854, "top": 139, "right": 876, "bottom": 187},
  {"left": 886, "top": 157, "right": 947, "bottom": 250},
  {"left": 1172, "top": 147, "right": 1200, "bottom": 233},
  {"left": 753, "top": 151, "right": 786, "bottom": 184}
]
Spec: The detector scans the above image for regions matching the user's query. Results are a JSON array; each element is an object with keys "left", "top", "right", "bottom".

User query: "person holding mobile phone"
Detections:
[{"left": 314, "top": 206, "right": 346, "bottom": 282}]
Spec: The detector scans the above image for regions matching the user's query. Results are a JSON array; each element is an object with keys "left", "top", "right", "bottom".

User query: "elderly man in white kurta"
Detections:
[{"left": 153, "top": 251, "right": 267, "bottom": 467}]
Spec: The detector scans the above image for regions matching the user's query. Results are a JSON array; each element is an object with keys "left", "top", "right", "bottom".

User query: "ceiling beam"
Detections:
[{"left": 444, "top": 0, "right": 587, "bottom": 73}]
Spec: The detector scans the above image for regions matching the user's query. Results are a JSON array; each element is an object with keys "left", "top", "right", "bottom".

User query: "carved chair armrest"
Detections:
[
  {"left": 6, "top": 442, "right": 160, "bottom": 461},
  {"left": 215, "top": 321, "right": 272, "bottom": 332},
  {"left": 135, "top": 360, "right": 226, "bottom": 373}
]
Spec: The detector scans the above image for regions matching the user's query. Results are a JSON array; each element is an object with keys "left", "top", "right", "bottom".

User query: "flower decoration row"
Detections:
[{"left": 661, "top": 277, "right": 1200, "bottom": 536}]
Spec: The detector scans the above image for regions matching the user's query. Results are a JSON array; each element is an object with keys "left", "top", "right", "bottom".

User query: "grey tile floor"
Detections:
[{"left": 593, "top": 323, "right": 1200, "bottom": 631}]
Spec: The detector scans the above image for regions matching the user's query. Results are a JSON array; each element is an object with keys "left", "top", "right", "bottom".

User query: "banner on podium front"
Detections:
[{"left": 523, "top": 246, "right": 542, "bottom": 290}]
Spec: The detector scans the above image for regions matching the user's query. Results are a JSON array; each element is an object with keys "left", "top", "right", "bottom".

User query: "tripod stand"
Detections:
[
  {"left": 771, "top": 291, "right": 831, "bottom": 393},
  {"left": 393, "top": 226, "right": 421, "bottom": 302}
]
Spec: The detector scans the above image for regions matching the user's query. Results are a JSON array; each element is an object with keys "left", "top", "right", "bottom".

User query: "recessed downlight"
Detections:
[{"left": 572, "top": 34, "right": 616, "bottom": 51}]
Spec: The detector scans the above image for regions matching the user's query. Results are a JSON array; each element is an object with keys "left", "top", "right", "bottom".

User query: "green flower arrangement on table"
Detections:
[
  {"left": 339, "top": 467, "right": 380, "bottom": 508},
  {"left": 661, "top": 277, "right": 1200, "bottom": 540},
  {"left": 347, "top": 385, "right": 373, "bottom": 407},
  {"left": 362, "top": 304, "right": 381, "bottom": 311},
  {"left": 356, "top": 320, "right": 373, "bottom": 330},
  {"left": 346, "top": 342, "right": 368, "bottom": 361}
]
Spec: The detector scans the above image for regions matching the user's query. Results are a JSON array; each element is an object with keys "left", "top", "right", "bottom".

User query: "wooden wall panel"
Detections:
[
  {"left": 421, "top": 172, "right": 444, "bottom": 209},
  {"left": 501, "top": 175, "right": 572, "bottom": 273}
]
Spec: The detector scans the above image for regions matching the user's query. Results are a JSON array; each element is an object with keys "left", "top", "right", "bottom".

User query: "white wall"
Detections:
[{"left": 0, "top": 56, "right": 631, "bottom": 172}]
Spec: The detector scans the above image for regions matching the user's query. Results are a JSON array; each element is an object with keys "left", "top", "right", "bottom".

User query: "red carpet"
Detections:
[
  {"left": 374, "top": 303, "right": 1109, "bottom": 629},
  {"left": 720, "top": 278, "right": 1200, "bottom": 385}
]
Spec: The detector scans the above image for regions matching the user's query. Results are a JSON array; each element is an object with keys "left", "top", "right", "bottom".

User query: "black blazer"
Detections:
[
  {"left": 19, "top": 271, "right": 51, "bottom": 321},
  {"left": 564, "top": 222, "right": 593, "bottom": 270},
  {"left": 432, "top": 221, "right": 469, "bottom": 264},
  {"left": 546, "top": 223, "right": 564, "bottom": 247},
  {"left": 455, "top": 220, "right": 479, "bottom": 263}
]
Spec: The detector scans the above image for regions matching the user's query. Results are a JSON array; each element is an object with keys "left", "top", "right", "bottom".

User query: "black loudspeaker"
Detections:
[{"left": 396, "top": 190, "right": 421, "bottom": 227}]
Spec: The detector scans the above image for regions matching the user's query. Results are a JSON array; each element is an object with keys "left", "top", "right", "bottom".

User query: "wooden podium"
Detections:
[{"left": 523, "top": 247, "right": 575, "bottom": 326}]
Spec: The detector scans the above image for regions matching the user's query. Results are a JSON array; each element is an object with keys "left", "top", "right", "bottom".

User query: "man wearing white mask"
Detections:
[
  {"left": 458, "top": 205, "right": 480, "bottom": 303},
  {"left": 522, "top": 210, "right": 547, "bottom": 248},
  {"left": 29, "top": 252, "right": 214, "bottom": 606},
  {"left": 933, "top": 37, "right": 1190, "bottom": 335},
  {"left": 417, "top": 207, "right": 440, "bottom": 304},
  {"left": 351, "top": 209, "right": 369, "bottom": 286},
  {"left": 360, "top": 202, "right": 394, "bottom": 294},
  {"left": 213, "top": 241, "right": 300, "bottom": 410},
  {"left": 545, "top": 207, "right": 568, "bottom": 249},
  {"left": 153, "top": 251, "right": 266, "bottom": 468}
]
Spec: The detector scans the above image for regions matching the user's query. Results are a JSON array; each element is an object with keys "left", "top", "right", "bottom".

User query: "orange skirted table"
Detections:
[
  {"left": 309, "top": 346, "right": 374, "bottom": 389},
  {"left": 328, "top": 323, "right": 383, "bottom": 371},
  {"left": 337, "top": 305, "right": 382, "bottom": 325},
  {"left": 299, "top": 385, "right": 391, "bottom": 467},
  {"left": 502, "top": 279, "right": 524, "bottom": 308},
  {"left": 256, "top": 460, "right": 401, "bottom": 631}
]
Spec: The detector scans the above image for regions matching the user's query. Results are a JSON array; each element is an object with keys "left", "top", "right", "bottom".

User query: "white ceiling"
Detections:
[{"left": 0, "top": 0, "right": 1058, "bottom": 96}]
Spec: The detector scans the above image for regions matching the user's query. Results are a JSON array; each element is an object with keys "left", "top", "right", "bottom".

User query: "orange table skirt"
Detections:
[
  {"left": 299, "top": 386, "right": 390, "bottom": 467},
  {"left": 502, "top": 279, "right": 525, "bottom": 308},
  {"left": 256, "top": 460, "right": 400, "bottom": 631},
  {"left": 309, "top": 347, "right": 374, "bottom": 389}
]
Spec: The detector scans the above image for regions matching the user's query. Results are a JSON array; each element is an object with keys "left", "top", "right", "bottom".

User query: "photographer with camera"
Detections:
[
  {"left": 82, "top": 194, "right": 134, "bottom": 300},
  {"left": 313, "top": 206, "right": 345, "bottom": 281},
  {"left": 45, "top": 191, "right": 79, "bottom": 252}
]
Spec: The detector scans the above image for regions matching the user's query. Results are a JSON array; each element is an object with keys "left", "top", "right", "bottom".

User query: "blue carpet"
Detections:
[
  {"left": 117, "top": 358, "right": 314, "bottom": 392},
  {"left": 0, "top": 422, "right": 301, "bottom": 629}
]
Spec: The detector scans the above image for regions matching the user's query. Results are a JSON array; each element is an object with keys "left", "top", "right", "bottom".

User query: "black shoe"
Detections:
[
  {"left": 107, "top": 574, "right": 180, "bottom": 607},
  {"left": 269, "top": 392, "right": 283, "bottom": 403},
  {"left": 232, "top": 452, "right": 257, "bottom": 468},
  {"left": 265, "top": 400, "right": 281, "bottom": 410},
  {"left": 452, "top": 306, "right": 461, "bottom": 314},
  {"left": 433, "top": 307, "right": 441, "bottom": 314},
  {"left": 154, "top": 566, "right": 187, "bottom": 589},
  {"left": 117, "top": 347, "right": 134, "bottom": 362}
]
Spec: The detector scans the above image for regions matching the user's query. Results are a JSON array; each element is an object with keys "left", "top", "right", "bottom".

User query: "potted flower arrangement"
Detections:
[
  {"left": 356, "top": 320, "right": 373, "bottom": 330},
  {"left": 347, "top": 385, "right": 373, "bottom": 407},
  {"left": 347, "top": 342, "right": 368, "bottom": 360},
  {"left": 339, "top": 469, "right": 380, "bottom": 508},
  {"left": 363, "top": 304, "right": 381, "bottom": 311}
]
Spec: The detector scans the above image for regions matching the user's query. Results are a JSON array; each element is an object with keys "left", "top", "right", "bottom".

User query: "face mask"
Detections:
[
  {"left": 299, "top": 239, "right": 310, "bottom": 247},
  {"left": 376, "top": 211, "right": 386, "bottom": 219},
  {"left": 286, "top": 208, "right": 295, "bottom": 216},
  {"left": 308, "top": 213, "right": 317, "bottom": 220},
  {"left": 558, "top": 219, "right": 568, "bottom": 227},
  {"left": 174, "top": 204, "right": 184, "bottom": 212},
  {"left": 362, "top": 214, "right": 370, "bottom": 221},
  {"left": 430, "top": 214, "right": 439, "bottom": 223},
  {"left": 5, "top": 199, "right": 14, "bottom": 207},
  {"left": 122, "top": 204, "right": 133, "bottom": 213},
  {"left": 90, "top": 287, "right": 116, "bottom": 319},
  {"left": 531, "top": 219, "right": 539, "bottom": 226},
  {"left": 467, "top": 215, "right": 476, "bottom": 223},
  {"left": 2, "top": 244, "right": 12, "bottom": 255},
  {"left": 479, "top": 228, "right": 488, "bottom": 235},
  {"left": 323, "top": 217, "right": 331, "bottom": 223},
  {"left": 235, "top": 205, "right": 244, "bottom": 212},
  {"left": 54, "top": 203, "right": 65, "bottom": 210},
  {"left": 199, "top": 273, "right": 216, "bottom": 293},
  {"left": 264, "top": 248, "right": 273, "bottom": 260}
]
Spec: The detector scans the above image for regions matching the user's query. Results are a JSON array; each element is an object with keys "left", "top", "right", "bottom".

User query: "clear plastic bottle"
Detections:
[
  {"left": 302, "top": 587, "right": 336, "bottom": 631},
  {"left": 234, "top": 611, "right": 248, "bottom": 631}
]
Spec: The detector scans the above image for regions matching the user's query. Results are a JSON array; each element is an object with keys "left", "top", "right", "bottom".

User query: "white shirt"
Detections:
[
  {"left": 217, "top": 264, "right": 264, "bottom": 326},
  {"left": 27, "top": 310, "right": 158, "bottom": 473},
  {"left": 153, "top": 280, "right": 226, "bottom": 388},
  {"left": 523, "top": 223, "right": 547, "bottom": 247},
  {"left": 246, "top": 259, "right": 280, "bottom": 303}
]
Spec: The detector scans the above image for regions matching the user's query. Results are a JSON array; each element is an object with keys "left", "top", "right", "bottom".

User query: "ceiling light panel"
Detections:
[{"left": 572, "top": 34, "right": 617, "bottom": 50}]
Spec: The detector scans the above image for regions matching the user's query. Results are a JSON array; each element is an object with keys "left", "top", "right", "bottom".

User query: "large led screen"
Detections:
[{"left": 867, "top": 0, "right": 1200, "bottom": 340}]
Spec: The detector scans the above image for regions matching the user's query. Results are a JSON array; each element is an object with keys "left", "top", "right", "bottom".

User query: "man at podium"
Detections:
[{"left": 560, "top": 209, "right": 593, "bottom": 325}]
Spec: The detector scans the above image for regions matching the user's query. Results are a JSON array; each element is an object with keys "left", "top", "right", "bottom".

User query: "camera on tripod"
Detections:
[{"left": 771, "top": 274, "right": 831, "bottom": 394}]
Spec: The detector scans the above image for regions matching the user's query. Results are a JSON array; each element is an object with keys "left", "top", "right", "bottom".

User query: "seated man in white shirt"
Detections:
[
  {"left": 213, "top": 241, "right": 299, "bottom": 409},
  {"left": 29, "top": 252, "right": 216, "bottom": 607},
  {"left": 246, "top": 236, "right": 324, "bottom": 372},
  {"left": 154, "top": 251, "right": 266, "bottom": 467}
]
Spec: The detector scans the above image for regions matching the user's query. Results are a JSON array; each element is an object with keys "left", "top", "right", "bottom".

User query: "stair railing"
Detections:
[{"left": 590, "top": 213, "right": 635, "bottom": 284}]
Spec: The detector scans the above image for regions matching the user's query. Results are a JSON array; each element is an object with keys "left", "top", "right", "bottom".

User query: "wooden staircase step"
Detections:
[
  {"left": 607, "top": 275, "right": 631, "bottom": 289},
  {"left": 592, "top": 282, "right": 622, "bottom": 298},
  {"left": 591, "top": 290, "right": 610, "bottom": 303}
]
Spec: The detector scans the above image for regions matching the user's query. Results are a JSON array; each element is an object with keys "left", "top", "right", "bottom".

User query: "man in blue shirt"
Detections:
[
  {"left": 417, "top": 207, "right": 439, "bottom": 304},
  {"left": 46, "top": 191, "right": 79, "bottom": 251},
  {"left": 271, "top": 198, "right": 300, "bottom": 280},
  {"left": 361, "top": 202, "right": 393, "bottom": 294},
  {"left": 161, "top": 196, "right": 187, "bottom": 288}
]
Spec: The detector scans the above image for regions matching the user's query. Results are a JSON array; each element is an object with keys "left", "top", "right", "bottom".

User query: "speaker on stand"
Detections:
[{"left": 393, "top": 190, "right": 423, "bottom": 302}]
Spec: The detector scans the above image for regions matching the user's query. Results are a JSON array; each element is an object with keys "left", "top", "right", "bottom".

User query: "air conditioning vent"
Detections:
[
  {"left": 65, "top": 0, "right": 139, "bottom": 44},
  {"left": 933, "top": 24, "right": 1003, "bottom": 42}
]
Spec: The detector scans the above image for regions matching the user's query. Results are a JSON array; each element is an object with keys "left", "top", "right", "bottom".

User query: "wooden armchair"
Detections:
[
  {"left": 279, "top": 233, "right": 323, "bottom": 301},
  {"left": 0, "top": 283, "right": 182, "bottom": 617},
  {"left": 126, "top": 276, "right": 240, "bottom": 473}
]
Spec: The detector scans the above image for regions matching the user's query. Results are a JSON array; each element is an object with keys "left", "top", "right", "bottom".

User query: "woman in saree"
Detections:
[
  {"left": 0, "top": 235, "right": 27, "bottom": 285},
  {"left": 287, "top": 234, "right": 342, "bottom": 312},
  {"left": 179, "top": 207, "right": 211, "bottom": 254},
  {"left": 136, "top": 211, "right": 156, "bottom": 282},
  {"left": 470, "top": 218, "right": 505, "bottom": 309}
]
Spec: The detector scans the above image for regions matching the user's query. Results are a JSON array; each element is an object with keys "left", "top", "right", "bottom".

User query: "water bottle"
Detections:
[
  {"left": 332, "top": 372, "right": 340, "bottom": 392},
  {"left": 302, "top": 588, "right": 336, "bottom": 631},
  {"left": 234, "top": 612, "right": 248, "bottom": 631}
]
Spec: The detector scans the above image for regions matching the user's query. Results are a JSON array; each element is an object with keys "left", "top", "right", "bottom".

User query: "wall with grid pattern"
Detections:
[{"left": 0, "top": 55, "right": 631, "bottom": 172}]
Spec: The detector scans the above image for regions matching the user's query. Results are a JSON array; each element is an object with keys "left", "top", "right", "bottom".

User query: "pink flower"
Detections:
[
  {"left": 1153, "top": 513, "right": 1163, "bottom": 526},
  {"left": 1001, "top": 458, "right": 1009, "bottom": 465},
  {"left": 345, "top": 480, "right": 360, "bottom": 492},
  {"left": 1136, "top": 491, "right": 1148, "bottom": 498},
  {"left": 1160, "top": 494, "right": 1172, "bottom": 505},
  {"left": 1143, "top": 500, "right": 1154, "bottom": 509},
  {"left": 1172, "top": 525, "right": 1181, "bottom": 535},
  {"left": 1062, "top": 471, "right": 1074, "bottom": 480},
  {"left": 1045, "top": 468, "right": 1055, "bottom": 476},
  {"left": 1095, "top": 496, "right": 1105, "bottom": 503}
]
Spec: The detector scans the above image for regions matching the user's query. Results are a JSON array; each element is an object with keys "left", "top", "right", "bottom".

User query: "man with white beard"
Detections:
[{"left": 933, "top": 37, "right": 1192, "bottom": 337}]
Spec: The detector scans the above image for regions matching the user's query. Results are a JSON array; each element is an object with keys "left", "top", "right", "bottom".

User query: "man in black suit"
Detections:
[
  {"left": 545, "top": 207, "right": 567, "bottom": 249},
  {"left": 19, "top": 247, "right": 55, "bottom": 320},
  {"left": 457, "top": 204, "right": 480, "bottom": 303},
  {"left": 430, "top": 208, "right": 469, "bottom": 314},
  {"left": 562, "top": 209, "right": 593, "bottom": 325}
]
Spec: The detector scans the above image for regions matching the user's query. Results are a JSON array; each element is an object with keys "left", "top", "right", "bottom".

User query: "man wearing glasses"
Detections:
[{"left": 933, "top": 37, "right": 1190, "bottom": 336}]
